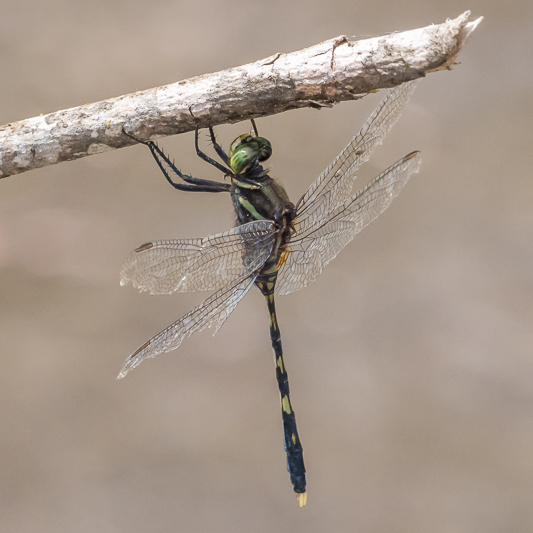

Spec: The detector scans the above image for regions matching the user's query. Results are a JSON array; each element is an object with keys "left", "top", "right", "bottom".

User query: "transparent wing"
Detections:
[
  {"left": 276, "top": 152, "right": 422, "bottom": 295},
  {"left": 294, "top": 81, "right": 417, "bottom": 235},
  {"left": 118, "top": 272, "right": 258, "bottom": 378},
  {"left": 120, "top": 220, "right": 276, "bottom": 295}
]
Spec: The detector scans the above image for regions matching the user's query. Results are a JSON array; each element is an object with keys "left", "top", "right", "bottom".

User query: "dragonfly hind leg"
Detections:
[{"left": 123, "top": 129, "right": 230, "bottom": 193}]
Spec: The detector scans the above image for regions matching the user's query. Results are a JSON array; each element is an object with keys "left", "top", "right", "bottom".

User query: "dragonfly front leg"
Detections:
[
  {"left": 250, "top": 118, "right": 259, "bottom": 137},
  {"left": 207, "top": 118, "right": 263, "bottom": 167}
]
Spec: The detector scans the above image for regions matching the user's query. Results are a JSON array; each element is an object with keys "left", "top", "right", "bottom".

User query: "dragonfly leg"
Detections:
[
  {"left": 207, "top": 118, "right": 261, "bottom": 166},
  {"left": 257, "top": 278, "right": 307, "bottom": 506},
  {"left": 208, "top": 127, "right": 230, "bottom": 166},
  {"left": 123, "top": 130, "right": 230, "bottom": 193},
  {"left": 193, "top": 125, "right": 231, "bottom": 174},
  {"left": 186, "top": 105, "right": 231, "bottom": 173},
  {"left": 250, "top": 118, "right": 259, "bottom": 137}
]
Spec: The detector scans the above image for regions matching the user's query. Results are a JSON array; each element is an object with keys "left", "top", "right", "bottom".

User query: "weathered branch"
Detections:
[{"left": 0, "top": 11, "right": 482, "bottom": 179}]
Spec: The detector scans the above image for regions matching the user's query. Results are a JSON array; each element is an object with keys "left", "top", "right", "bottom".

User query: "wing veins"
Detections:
[
  {"left": 118, "top": 271, "right": 258, "bottom": 378},
  {"left": 294, "top": 81, "right": 417, "bottom": 227},
  {"left": 121, "top": 220, "right": 275, "bottom": 295},
  {"left": 276, "top": 151, "right": 421, "bottom": 295}
]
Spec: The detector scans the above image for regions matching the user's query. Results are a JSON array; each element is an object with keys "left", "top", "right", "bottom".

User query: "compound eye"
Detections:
[{"left": 254, "top": 137, "right": 272, "bottom": 162}]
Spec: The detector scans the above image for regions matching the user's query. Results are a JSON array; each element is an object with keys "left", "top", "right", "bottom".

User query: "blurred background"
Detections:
[{"left": 1, "top": 1, "right": 532, "bottom": 532}]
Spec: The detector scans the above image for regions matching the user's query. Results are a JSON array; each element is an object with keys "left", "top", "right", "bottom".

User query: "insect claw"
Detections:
[
  {"left": 122, "top": 128, "right": 146, "bottom": 144},
  {"left": 188, "top": 104, "right": 199, "bottom": 123}
]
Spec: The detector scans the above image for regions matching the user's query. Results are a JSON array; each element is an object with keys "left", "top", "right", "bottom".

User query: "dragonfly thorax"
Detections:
[
  {"left": 229, "top": 134, "right": 272, "bottom": 175},
  {"left": 230, "top": 171, "right": 294, "bottom": 227}
]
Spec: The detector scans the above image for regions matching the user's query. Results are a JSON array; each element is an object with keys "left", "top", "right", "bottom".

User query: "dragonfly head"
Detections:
[{"left": 229, "top": 134, "right": 272, "bottom": 175}]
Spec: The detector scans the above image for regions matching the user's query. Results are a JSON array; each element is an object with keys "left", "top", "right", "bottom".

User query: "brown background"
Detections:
[{"left": 1, "top": 1, "right": 532, "bottom": 532}]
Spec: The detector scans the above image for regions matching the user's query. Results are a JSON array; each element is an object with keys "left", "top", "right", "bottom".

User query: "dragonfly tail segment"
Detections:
[{"left": 256, "top": 273, "right": 307, "bottom": 507}]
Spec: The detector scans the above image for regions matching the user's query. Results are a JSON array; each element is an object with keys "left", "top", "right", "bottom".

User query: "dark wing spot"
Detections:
[
  {"left": 135, "top": 242, "right": 154, "bottom": 253},
  {"left": 131, "top": 340, "right": 151, "bottom": 358},
  {"left": 402, "top": 150, "right": 420, "bottom": 162}
]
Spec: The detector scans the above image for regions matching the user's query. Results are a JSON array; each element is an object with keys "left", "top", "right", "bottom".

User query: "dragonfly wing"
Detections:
[
  {"left": 118, "top": 272, "right": 258, "bottom": 378},
  {"left": 276, "top": 151, "right": 422, "bottom": 295},
  {"left": 120, "top": 220, "right": 276, "bottom": 294},
  {"left": 294, "top": 81, "right": 417, "bottom": 235}
]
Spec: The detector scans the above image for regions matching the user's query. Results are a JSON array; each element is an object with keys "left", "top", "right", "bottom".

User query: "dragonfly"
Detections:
[{"left": 119, "top": 81, "right": 421, "bottom": 507}]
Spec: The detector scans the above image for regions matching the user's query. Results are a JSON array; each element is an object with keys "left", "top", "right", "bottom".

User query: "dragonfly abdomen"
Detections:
[{"left": 256, "top": 273, "right": 307, "bottom": 506}]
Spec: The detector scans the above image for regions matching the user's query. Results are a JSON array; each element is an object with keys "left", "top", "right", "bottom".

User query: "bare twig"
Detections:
[{"left": 0, "top": 11, "right": 482, "bottom": 179}]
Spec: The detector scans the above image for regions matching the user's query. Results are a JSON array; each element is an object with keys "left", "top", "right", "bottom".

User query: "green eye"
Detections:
[
  {"left": 254, "top": 137, "right": 272, "bottom": 162},
  {"left": 229, "top": 134, "right": 273, "bottom": 175}
]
